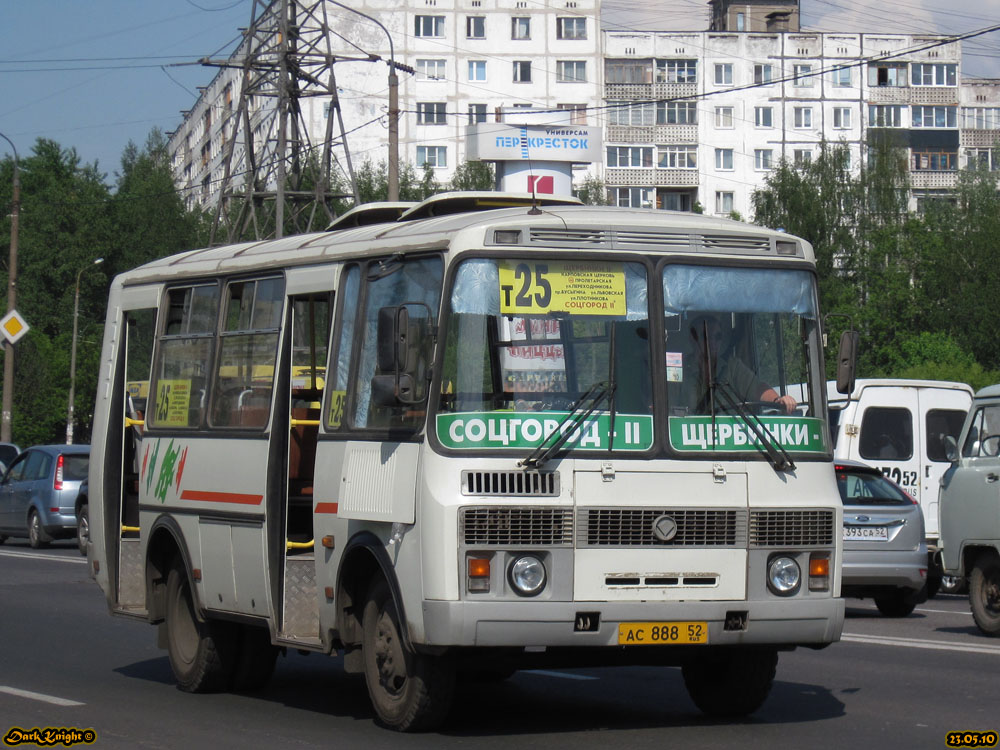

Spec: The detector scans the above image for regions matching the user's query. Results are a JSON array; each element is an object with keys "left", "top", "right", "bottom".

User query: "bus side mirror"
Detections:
[
  {"left": 373, "top": 304, "right": 432, "bottom": 407},
  {"left": 943, "top": 435, "right": 959, "bottom": 463},
  {"left": 835, "top": 330, "right": 859, "bottom": 395}
]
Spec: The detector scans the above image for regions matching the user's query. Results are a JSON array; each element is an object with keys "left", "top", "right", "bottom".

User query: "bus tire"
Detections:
[
  {"left": 970, "top": 555, "right": 1000, "bottom": 637},
  {"left": 232, "top": 624, "right": 279, "bottom": 692},
  {"left": 361, "top": 577, "right": 455, "bottom": 731},
  {"left": 165, "top": 563, "right": 236, "bottom": 692},
  {"left": 682, "top": 648, "right": 777, "bottom": 718}
]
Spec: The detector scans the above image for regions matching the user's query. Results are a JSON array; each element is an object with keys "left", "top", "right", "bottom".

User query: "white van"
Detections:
[{"left": 827, "top": 379, "right": 972, "bottom": 551}]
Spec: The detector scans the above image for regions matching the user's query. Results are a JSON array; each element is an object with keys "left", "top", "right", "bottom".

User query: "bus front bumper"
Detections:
[{"left": 419, "top": 597, "right": 845, "bottom": 648}]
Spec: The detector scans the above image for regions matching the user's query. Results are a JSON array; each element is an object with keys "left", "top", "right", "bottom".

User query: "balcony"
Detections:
[{"left": 605, "top": 167, "right": 700, "bottom": 187}]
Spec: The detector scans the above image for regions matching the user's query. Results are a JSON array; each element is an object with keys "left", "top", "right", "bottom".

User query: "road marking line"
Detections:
[
  {"left": 915, "top": 607, "right": 972, "bottom": 616},
  {"left": 841, "top": 633, "right": 1000, "bottom": 656},
  {"left": 522, "top": 670, "right": 599, "bottom": 681},
  {"left": 0, "top": 550, "right": 86, "bottom": 565},
  {"left": 0, "top": 686, "right": 85, "bottom": 707}
]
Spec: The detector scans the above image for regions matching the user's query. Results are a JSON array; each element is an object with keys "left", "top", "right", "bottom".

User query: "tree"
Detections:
[
  {"left": 574, "top": 175, "right": 608, "bottom": 205},
  {"left": 447, "top": 161, "right": 495, "bottom": 191}
]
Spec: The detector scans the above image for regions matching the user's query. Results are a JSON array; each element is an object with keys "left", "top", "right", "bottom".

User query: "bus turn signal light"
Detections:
[
  {"left": 467, "top": 557, "right": 491, "bottom": 593},
  {"left": 809, "top": 555, "right": 830, "bottom": 591}
]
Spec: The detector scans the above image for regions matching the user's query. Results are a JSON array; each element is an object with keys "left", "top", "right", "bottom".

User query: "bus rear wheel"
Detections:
[
  {"left": 165, "top": 563, "right": 236, "bottom": 692},
  {"left": 682, "top": 648, "right": 778, "bottom": 718},
  {"left": 361, "top": 578, "right": 455, "bottom": 731}
]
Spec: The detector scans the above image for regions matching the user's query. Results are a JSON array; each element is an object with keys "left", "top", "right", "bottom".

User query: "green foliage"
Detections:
[
  {"left": 574, "top": 175, "right": 608, "bottom": 205},
  {"left": 351, "top": 159, "right": 440, "bottom": 205},
  {"left": 447, "top": 161, "right": 495, "bottom": 191},
  {"left": 0, "top": 132, "right": 208, "bottom": 446}
]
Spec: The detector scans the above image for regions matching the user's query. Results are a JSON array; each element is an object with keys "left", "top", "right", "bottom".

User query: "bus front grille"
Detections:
[
  {"left": 749, "top": 509, "right": 836, "bottom": 548},
  {"left": 577, "top": 508, "right": 746, "bottom": 548},
  {"left": 461, "top": 470, "right": 560, "bottom": 497},
  {"left": 461, "top": 507, "right": 573, "bottom": 546}
]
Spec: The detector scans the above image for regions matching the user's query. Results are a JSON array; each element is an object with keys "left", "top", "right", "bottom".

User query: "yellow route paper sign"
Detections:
[{"left": 498, "top": 261, "right": 626, "bottom": 316}]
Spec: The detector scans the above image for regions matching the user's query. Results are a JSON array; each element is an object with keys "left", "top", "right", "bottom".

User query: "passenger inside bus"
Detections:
[{"left": 675, "top": 313, "right": 797, "bottom": 415}]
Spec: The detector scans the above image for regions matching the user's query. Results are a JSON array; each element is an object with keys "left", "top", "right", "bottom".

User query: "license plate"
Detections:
[
  {"left": 618, "top": 621, "right": 708, "bottom": 645},
  {"left": 843, "top": 526, "right": 888, "bottom": 541}
]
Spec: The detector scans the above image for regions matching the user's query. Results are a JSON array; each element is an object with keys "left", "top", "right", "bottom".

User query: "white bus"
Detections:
[{"left": 88, "top": 194, "right": 845, "bottom": 731}]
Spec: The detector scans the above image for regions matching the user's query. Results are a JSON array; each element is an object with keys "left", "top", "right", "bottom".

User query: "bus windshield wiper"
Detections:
[
  {"left": 518, "top": 381, "right": 615, "bottom": 469},
  {"left": 713, "top": 381, "right": 796, "bottom": 473}
]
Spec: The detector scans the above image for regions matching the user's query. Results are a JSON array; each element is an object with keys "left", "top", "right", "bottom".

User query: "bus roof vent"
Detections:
[{"left": 701, "top": 235, "right": 772, "bottom": 253}]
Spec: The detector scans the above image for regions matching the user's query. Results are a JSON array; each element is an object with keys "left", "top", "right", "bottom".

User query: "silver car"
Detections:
[
  {"left": 0, "top": 444, "right": 90, "bottom": 549},
  {"left": 837, "top": 460, "right": 928, "bottom": 617}
]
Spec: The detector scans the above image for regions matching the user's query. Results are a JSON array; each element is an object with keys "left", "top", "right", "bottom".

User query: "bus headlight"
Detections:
[
  {"left": 767, "top": 555, "right": 801, "bottom": 596},
  {"left": 509, "top": 555, "right": 546, "bottom": 596}
]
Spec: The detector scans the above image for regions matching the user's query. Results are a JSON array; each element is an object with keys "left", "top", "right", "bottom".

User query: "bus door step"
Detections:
[{"left": 281, "top": 557, "right": 320, "bottom": 640}]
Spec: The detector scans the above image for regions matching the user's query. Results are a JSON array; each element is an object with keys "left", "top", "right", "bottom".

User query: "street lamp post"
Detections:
[
  {"left": 329, "top": 1, "right": 400, "bottom": 201},
  {"left": 0, "top": 132, "right": 20, "bottom": 443},
  {"left": 66, "top": 257, "right": 103, "bottom": 444}
]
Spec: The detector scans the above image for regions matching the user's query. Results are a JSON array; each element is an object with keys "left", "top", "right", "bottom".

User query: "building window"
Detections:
[
  {"left": 962, "top": 107, "right": 1000, "bottom": 129},
  {"left": 466, "top": 16, "right": 485, "bottom": 38},
  {"left": 607, "top": 59, "right": 652, "bottom": 84},
  {"left": 830, "top": 66, "right": 851, "bottom": 87},
  {"left": 656, "top": 59, "right": 697, "bottom": 84},
  {"left": 658, "top": 101, "right": 697, "bottom": 125},
  {"left": 794, "top": 149, "right": 812, "bottom": 165},
  {"left": 414, "top": 15, "right": 445, "bottom": 37},
  {"left": 557, "top": 103, "right": 587, "bottom": 125},
  {"left": 513, "top": 60, "right": 532, "bottom": 82},
  {"left": 912, "top": 106, "right": 957, "bottom": 128},
  {"left": 715, "top": 106, "right": 734, "bottom": 128},
  {"left": 715, "top": 148, "right": 734, "bottom": 170},
  {"left": 607, "top": 146, "right": 654, "bottom": 168},
  {"left": 556, "top": 61, "right": 587, "bottom": 83},
  {"left": 468, "top": 103, "right": 487, "bottom": 124},
  {"left": 793, "top": 64, "right": 813, "bottom": 87},
  {"left": 912, "top": 150, "right": 957, "bottom": 171},
  {"left": 868, "top": 63, "right": 907, "bottom": 87},
  {"left": 755, "top": 106, "right": 773, "bottom": 127},
  {"left": 557, "top": 17, "right": 586, "bottom": 39},
  {"left": 833, "top": 107, "right": 852, "bottom": 129},
  {"left": 967, "top": 148, "right": 997, "bottom": 170},
  {"left": 736, "top": 12, "right": 745, "bottom": 31},
  {"left": 610, "top": 187, "right": 654, "bottom": 208},
  {"left": 912, "top": 63, "right": 957, "bottom": 87},
  {"left": 714, "top": 63, "right": 733, "bottom": 85},
  {"left": 715, "top": 191, "right": 734, "bottom": 214},
  {"left": 416, "top": 59, "right": 446, "bottom": 80},
  {"left": 659, "top": 190, "right": 693, "bottom": 211},
  {"left": 869, "top": 104, "right": 903, "bottom": 128},
  {"left": 468, "top": 60, "right": 486, "bottom": 81},
  {"left": 416, "top": 145, "right": 447, "bottom": 167},
  {"left": 609, "top": 101, "right": 655, "bottom": 126},
  {"left": 512, "top": 17, "right": 531, "bottom": 40},
  {"left": 658, "top": 145, "right": 697, "bottom": 169},
  {"left": 793, "top": 106, "right": 812, "bottom": 128},
  {"left": 203, "top": 108, "right": 212, "bottom": 132},
  {"left": 417, "top": 102, "right": 447, "bottom": 125},
  {"left": 753, "top": 64, "right": 773, "bottom": 84},
  {"left": 755, "top": 149, "right": 774, "bottom": 170}
]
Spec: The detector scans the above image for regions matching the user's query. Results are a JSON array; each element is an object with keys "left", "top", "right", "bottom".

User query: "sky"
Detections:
[{"left": 1, "top": 0, "right": 999, "bottom": 185}]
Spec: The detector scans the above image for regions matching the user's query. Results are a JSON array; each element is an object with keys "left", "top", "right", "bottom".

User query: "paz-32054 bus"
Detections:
[{"left": 88, "top": 194, "right": 845, "bottom": 731}]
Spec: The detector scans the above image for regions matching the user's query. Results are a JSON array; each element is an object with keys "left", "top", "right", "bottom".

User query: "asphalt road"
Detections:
[{"left": 2, "top": 540, "right": 998, "bottom": 750}]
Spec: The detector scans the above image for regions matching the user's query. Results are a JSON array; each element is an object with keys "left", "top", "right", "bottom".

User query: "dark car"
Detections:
[
  {"left": 837, "top": 460, "right": 928, "bottom": 617},
  {"left": 0, "top": 445, "right": 90, "bottom": 548},
  {"left": 0, "top": 442, "right": 21, "bottom": 475}
]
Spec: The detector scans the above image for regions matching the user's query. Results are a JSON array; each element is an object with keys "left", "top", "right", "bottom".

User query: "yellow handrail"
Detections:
[
  {"left": 286, "top": 539, "right": 315, "bottom": 550},
  {"left": 290, "top": 418, "right": 320, "bottom": 427},
  {"left": 121, "top": 525, "right": 140, "bottom": 534},
  {"left": 125, "top": 417, "right": 144, "bottom": 428}
]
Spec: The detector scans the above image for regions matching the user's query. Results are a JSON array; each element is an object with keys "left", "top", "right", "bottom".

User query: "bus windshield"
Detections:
[
  {"left": 434, "top": 257, "right": 828, "bottom": 458},
  {"left": 436, "top": 257, "right": 653, "bottom": 454},
  {"left": 663, "top": 264, "right": 827, "bottom": 456}
]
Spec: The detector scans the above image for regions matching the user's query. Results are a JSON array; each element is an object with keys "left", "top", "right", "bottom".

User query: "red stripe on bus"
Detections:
[
  {"left": 314, "top": 502, "right": 339, "bottom": 514},
  {"left": 179, "top": 490, "right": 264, "bottom": 505}
]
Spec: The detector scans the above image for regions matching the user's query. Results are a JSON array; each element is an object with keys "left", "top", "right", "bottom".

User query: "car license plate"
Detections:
[
  {"left": 618, "top": 621, "right": 708, "bottom": 645},
  {"left": 843, "top": 526, "right": 888, "bottom": 541}
]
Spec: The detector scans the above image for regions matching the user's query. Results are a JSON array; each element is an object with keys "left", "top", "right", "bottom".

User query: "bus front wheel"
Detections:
[
  {"left": 682, "top": 648, "right": 778, "bottom": 718},
  {"left": 361, "top": 577, "right": 455, "bottom": 731},
  {"left": 165, "top": 563, "right": 236, "bottom": 692}
]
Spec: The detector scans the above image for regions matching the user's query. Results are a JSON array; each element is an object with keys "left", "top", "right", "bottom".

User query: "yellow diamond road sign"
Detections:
[{"left": 0, "top": 310, "right": 30, "bottom": 345}]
